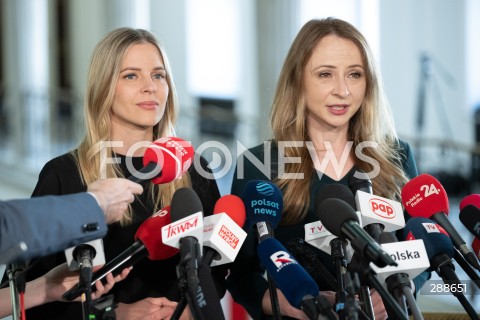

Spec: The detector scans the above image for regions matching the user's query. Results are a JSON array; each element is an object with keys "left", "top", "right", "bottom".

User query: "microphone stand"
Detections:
[
  {"left": 385, "top": 273, "right": 423, "bottom": 320},
  {"left": 330, "top": 238, "right": 348, "bottom": 314},
  {"left": 348, "top": 255, "right": 408, "bottom": 320},
  {"left": 453, "top": 249, "right": 480, "bottom": 289},
  {"left": 174, "top": 238, "right": 203, "bottom": 320},
  {"left": 432, "top": 253, "right": 480, "bottom": 320},
  {"left": 7, "top": 263, "right": 25, "bottom": 320}
]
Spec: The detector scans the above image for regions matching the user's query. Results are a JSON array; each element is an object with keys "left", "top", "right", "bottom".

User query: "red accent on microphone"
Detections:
[
  {"left": 213, "top": 194, "right": 246, "bottom": 228},
  {"left": 459, "top": 194, "right": 480, "bottom": 210},
  {"left": 134, "top": 206, "right": 179, "bottom": 260},
  {"left": 143, "top": 137, "right": 194, "bottom": 185},
  {"left": 405, "top": 231, "right": 415, "bottom": 241},
  {"left": 401, "top": 173, "right": 449, "bottom": 217},
  {"left": 472, "top": 238, "right": 480, "bottom": 260}
]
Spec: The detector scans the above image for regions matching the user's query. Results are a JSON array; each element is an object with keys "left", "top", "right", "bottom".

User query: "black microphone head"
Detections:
[
  {"left": 459, "top": 205, "right": 480, "bottom": 239},
  {"left": 242, "top": 180, "right": 283, "bottom": 230},
  {"left": 348, "top": 169, "right": 373, "bottom": 194},
  {"left": 315, "top": 198, "right": 359, "bottom": 237},
  {"left": 403, "top": 217, "right": 455, "bottom": 266},
  {"left": 378, "top": 231, "right": 398, "bottom": 244},
  {"left": 171, "top": 187, "right": 204, "bottom": 221},
  {"left": 314, "top": 183, "right": 356, "bottom": 213}
]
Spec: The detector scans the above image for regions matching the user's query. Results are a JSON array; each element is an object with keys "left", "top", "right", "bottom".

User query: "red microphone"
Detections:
[
  {"left": 401, "top": 173, "right": 480, "bottom": 270},
  {"left": 459, "top": 194, "right": 480, "bottom": 210},
  {"left": 63, "top": 206, "right": 179, "bottom": 301},
  {"left": 129, "top": 136, "right": 194, "bottom": 184},
  {"left": 202, "top": 195, "right": 248, "bottom": 266},
  {"left": 213, "top": 194, "right": 247, "bottom": 228}
]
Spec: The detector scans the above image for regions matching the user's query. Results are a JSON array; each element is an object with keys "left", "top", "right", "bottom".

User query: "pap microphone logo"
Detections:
[
  {"left": 256, "top": 182, "right": 275, "bottom": 196},
  {"left": 369, "top": 198, "right": 395, "bottom": 219},
  {"left": 270, "top": 250, "right": 297, "bottom": 271}
]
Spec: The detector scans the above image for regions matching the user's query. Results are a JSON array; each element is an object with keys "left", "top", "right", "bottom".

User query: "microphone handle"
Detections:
[
  {"left": 364, "top": 223, "right": 383, "bottom": 242},
  {"left": 453, "top": 248, "right": 480, "bottom": 289},
  {"left": 433, "top": 255, "right": 480, "bottom": 320},
  {"left": 401, "top": 286, "right": 424, "bottom": 320},
  {"left": 433, "top": 213, "right": 480, "bottom": 270}
]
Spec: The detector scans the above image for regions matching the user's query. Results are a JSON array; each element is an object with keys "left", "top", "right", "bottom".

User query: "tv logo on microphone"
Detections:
[
  {"left": 369, "top": 198, "right": 395, "bottom": 218},
  {"left": 164, "top": 216, "right": 200, "bottom": 238},
  {"left": 270, "top": 251, "right": 297, "bottom": 271},
  {"left": 422, "top": 222, "right": 449, "bottom": 236}
]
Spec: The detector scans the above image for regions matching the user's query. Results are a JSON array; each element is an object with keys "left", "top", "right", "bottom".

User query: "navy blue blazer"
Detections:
[{"left": 0, "top": 193, "right": 107, "bottom": 263}]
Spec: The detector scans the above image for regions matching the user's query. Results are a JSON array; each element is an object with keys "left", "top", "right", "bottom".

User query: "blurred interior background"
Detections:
[{"left": 0, "top": 0, "right": 479, "bottom": 319}]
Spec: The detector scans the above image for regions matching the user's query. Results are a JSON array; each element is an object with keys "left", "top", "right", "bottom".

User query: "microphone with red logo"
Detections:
[
  {"left": 127, "top": 136, "right": 194, "bottom": 184},
  {"left": 161, "top": 187, "right": 212, "bottom": 320},
  {"left": 403, "top": 217, "right": 480, "bottom": 320},
  {"left": 63, "top": 206, "right": 178, "bottom": 301},
  {"left": 459, "top": 194, "right": 480, "bottom": 241},
  {"left": 202, "top": 194, "right": 247, "bottom": 266},
  {"left": 401, "top": 173, "right": 480, "bottom": 271},
  {"left": 348, "top": 170, "right": 405, "bottom": 242}
]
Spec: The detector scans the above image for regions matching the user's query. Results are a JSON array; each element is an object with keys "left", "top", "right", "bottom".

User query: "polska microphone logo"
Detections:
[
  {"left": 270, "top": 250, "right": 297, "bottom": 271},
  {"left": 256, "top": 182, "right": 275, "bottom": 196}
]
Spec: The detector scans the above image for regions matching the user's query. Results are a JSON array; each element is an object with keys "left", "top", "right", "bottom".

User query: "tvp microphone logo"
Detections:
[
  {"left": 422, "top": 222, "right": 449, "bottom": 236},
  {"left": 369, "top": 198, "right": 395, "bottom": 219},
  {"left": 270, "top": 251, "right": 297, "bottom": 271},
  {"left": 256, "top": 182, "right": 275, "bottom": 196}
]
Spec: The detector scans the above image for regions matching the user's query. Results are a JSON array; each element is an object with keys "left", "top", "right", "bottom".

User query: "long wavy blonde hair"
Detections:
[
  {"left": 271, "top": 18, "right": 408, "bottom": 225},
  {"left": 74, "top": 28, "right": 191, "bottom": 225}
]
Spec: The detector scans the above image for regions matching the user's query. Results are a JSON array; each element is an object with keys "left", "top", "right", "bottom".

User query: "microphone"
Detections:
[
  {"left": 241, "top": 180, "right": 283, "bottom": 242},
  {"left": 127, "top": 136, "right": 194, "bottom": 184},
  {"left": 401, "top": 173, "right": 480, "bottom": 270},
  {"left": 315, "top": 197, "right": 397, "bottom": 268},
  {"left": 370, "top": 232, "right": 429, "bottom": 286},
  {"left": 307, "top": 183, "right": 358, "bottom": 256},
  {"left": 372, "top": 232, "right": 428, "bottom": 320},
  {"left": 65, "top": 239, "right": 105, "bottom": 272},
  {"left": 202, "top": 195, "right": 247, "bottom": 266},
  {"left": 257, "top": 237, "right": 337, "bottom": 320},
  {"left": 459, "top": 194, "right": 480, "bottom": 240},
  {"left": 162, "top": 188, "right": 203, "bottom": 291},
  {"left": 63, "top": 206, "right": 178, "bottom": 301},
  {"left": 403, "top": 217, "right": 480, "bottom": 320},
  {"left": 349, "top": 172, "right": 405, "bottom": 238}
]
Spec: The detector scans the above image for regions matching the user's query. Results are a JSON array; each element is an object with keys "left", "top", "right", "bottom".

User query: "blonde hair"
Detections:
[
  {"left": 271, "top": 18, "right": 408, "bottom": 224},
  {"left": 74, "top": 27, "right": 190, "bottom": 225}
]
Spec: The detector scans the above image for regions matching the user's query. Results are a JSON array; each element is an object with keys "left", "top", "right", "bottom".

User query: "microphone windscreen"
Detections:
[
  {"left": 459, "top": 194, "right": 480, "bottom": 210},
  {"left": 143, "top": 137, "right": 194, "bottom": 184},
  {"left": 134, "top": 206, "right": 179, "bottom": 260},
  {"left": 257, "top": 237, "right": 319, "bottom": 308},
  {"left": 401, "top": 174, "right": 449, "bottom": 218},
  {"left": 403, "top": 217, "right": 455, "bottom": 263},
  {"left": 213, "top": 194, "right": 246, "bottom": 227},
  {"left": 171, "top": 188, "right": 204, "bottom": 222},
  {"left": 459, "top": 205, "right": 480, "bottom": 238},
  {"left": 314, "top": 183, "right": 356, "bottom": 212},
  {"left": 347, "top": 169, "right": 372, "bottom": 194},
  {"left": 242, "top": 180, "right": 283, "bottom": 230},
  {"left": 379, "top": 231, "right": 398, "bottom": 244},
  {"left": 315, "top": 198, "right": 359, "bottom": 237}
]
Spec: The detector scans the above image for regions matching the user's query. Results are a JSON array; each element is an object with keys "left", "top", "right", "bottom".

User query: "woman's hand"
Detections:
[
  {"left": 262, "top": 289, "right": 310, "bottom": 320},
  {"left": 44, "top": 263, "right": 131, "bottom": 303}
]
